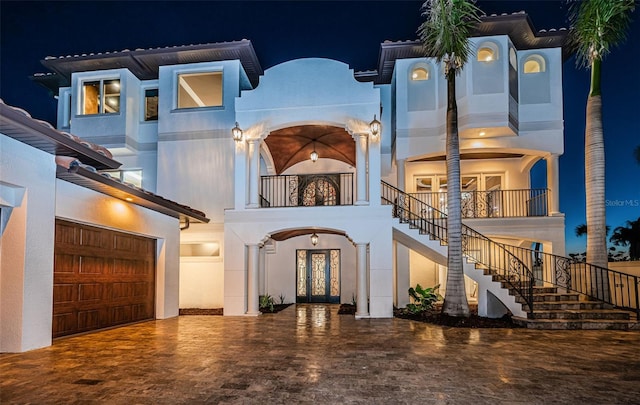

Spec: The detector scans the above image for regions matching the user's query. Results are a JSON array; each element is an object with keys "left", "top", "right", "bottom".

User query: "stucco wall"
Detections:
[{"left": 0, "top": 135, "right": 56, "bottom": 353}]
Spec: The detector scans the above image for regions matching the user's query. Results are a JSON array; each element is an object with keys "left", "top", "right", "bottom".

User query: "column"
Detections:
[
  {"left": 546, "top": 154, "right": 560, "bottom": 215},
  {"left": 394, "top": 242, "right": 410, "bottom": 308},
  {"left": 233, "top": 138, "right": 247, "bottom": 210},
  {"left": 397, "top": 159, "right": 406, "bottom": 191},
  {"left": 259, "top": 246, "right": 266, "bottom": 296},
  {"left": 246, "top": 244, "right": 260, "bottom": 316},
  {"left": 355, "top": 133, "right": 368, "bottom": 205},
  {"left": 247, "top": 138, "right": 260, "bottom": 208},
  {"left": 355, "top": 243, "right": 369, "bottom": 318}
]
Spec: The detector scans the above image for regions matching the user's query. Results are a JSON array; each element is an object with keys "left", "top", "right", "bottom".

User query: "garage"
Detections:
[{"left": 53, "top": 219, "right": 156, "bottom": 338}]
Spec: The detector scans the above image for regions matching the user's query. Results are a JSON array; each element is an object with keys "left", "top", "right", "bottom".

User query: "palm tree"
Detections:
[
  {"left": 568, "top": 0, "right": 635, "bottom": 300},
  {"left": 418, "top": 0, "right": 480, "bottom": 317},
  {"left": 610, "top": 217, "right": 640, "bottom": 260},
  {"left": 568, "top": 0, "right": 635, "bottom": 271},
  {"left": 575, "top": 223, "right": 610, "bottom": 237}
]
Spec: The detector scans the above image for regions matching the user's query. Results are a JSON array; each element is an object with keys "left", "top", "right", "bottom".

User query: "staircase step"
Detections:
[
  {"left": 515, "top": 293, "right": 580, "bottom": 303},
  {"left": 506, "top": 285, "right": 558, "bottom": 294},
  {"left": 526, "top": 301, "right": 607, "bottom": 311},
  {"left": 512, "top": 317, "right": 631, "bottom": 330},
  {"left": 527, "top": 309, "right": 630, "bottom": 320}
]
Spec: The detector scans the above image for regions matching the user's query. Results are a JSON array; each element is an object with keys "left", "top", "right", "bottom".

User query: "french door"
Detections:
[{"left": 296, "top": 249, "right": 340, "bottom": 303}]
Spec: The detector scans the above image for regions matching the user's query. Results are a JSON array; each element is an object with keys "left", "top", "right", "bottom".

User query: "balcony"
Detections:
[
  {"left": 410, "top": 189, "right": 548, "bottom": 218},
  {"left": 260, "top": 173, "right": 354, "bottom": 208}
]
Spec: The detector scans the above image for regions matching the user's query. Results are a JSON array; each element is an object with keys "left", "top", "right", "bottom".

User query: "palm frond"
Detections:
[
  {"left": 418, "top": 0, "right": 481, "bottom": 75},
  {"left": 567, "top": 0, "right": 636, "bottom": 68}
]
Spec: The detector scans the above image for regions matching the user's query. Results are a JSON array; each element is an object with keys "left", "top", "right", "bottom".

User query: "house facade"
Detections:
[{"left": 2, "top": 12, "right": 574, "bottom": 351}]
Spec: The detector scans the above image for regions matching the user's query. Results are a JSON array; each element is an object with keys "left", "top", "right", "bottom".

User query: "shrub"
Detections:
[{"left": 406, "top": 284, "right": 442, "bottom": 314}]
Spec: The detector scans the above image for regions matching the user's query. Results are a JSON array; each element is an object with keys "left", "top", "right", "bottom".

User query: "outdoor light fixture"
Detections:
[
  {"left": 231, "top": 122, "right": 243, "bottom": 142},
  {"left": 310, "top": 142, "right": 318, "bottom": 162},
  {"left": 310, "top": 233, "right": 319, "bottom": 246},
  {"left": 370, "top": 114, "right": 381, "bottom": 137}
]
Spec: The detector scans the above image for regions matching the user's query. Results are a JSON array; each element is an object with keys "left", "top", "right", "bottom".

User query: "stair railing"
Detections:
[
  {"left": 499, "top": 244, "right": 640, "bottom": 320},
  {"left": 381, "top": 181, "right": 535, "bottom": 314}
]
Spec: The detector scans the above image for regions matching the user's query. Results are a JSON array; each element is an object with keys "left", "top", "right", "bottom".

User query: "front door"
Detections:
[{"left": 296, "top": 249, "right": 340, "bottom": 303}]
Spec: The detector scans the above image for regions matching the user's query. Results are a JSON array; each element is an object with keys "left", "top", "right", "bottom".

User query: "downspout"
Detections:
[{"left": 180, "top": 217, "right": 190, "bottom": 231}]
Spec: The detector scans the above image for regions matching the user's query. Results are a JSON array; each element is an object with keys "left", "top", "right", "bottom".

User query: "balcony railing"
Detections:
[
  {"left": 411, "top": 189, "right": 548, "bottom": 218},
  {"left": 260, "top": 173, "right": 354, "bottom": 208}
]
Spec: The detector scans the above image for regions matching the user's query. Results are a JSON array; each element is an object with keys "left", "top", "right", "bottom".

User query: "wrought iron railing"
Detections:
[
  {"left": 384, "top": 181, "right": 639, "bottom": 320},
  {"left": 381, "top": 181, "right": 535, "bottom": 314},
  {"left": 500, "top": 244, "right": 640, "bottom": 320},
  {"left": 260, "top": 173, "right": 354, "bottom": 208},
  {"left": 411, "top": 188, "right": 548, "bottom": 218}
]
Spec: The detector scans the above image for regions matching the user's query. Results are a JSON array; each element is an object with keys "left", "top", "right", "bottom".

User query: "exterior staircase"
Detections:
[{"left": 382, "top": 181, "right": 639, "bottom": 330}]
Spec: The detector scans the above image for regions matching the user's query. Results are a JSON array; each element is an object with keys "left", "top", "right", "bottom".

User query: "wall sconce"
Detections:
[
  {"left": 310, "top": 142, "right": 318, "bottom": 162},
  {"left": 231, "top": 122, "right": 243, "bottom": 142},
  {"left": 370, "top": 114, "right": 381, "bottom": 137},
  {"left": 310, "top": 233, "right": 319, "bottom": 246}
]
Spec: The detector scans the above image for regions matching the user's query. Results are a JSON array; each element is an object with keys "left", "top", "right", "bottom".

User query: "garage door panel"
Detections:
[
  {"left": 53, "top": 284, "right": 76, "bottom": 304},
  {"left": 78, "top": 283, "right": 104, "bottom": 302},
  {"left": 53, "top": 219, "right": 156, "bottom": 338},
  {"left": 54, "top": 253, "right": 78, "bottom": 274},
  {"left": 55, "top": 222, "right": 78, "bottom": 246},
  {"left": 79, "top": 256, "right": 112, "bottom": 275},
  {"left": 52, "top": 312, "right": 76, "bottom": 337},
  {"left": 80, "top": 227, "right": 108, "bottom": 249},
  {"left": 77, "top": 310, "right": 101, "bottom": 331}
]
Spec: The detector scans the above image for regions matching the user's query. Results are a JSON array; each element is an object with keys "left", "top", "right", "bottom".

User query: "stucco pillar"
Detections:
[
  {"left": 397, "top": 159, "right": 406, "bottom": 191},
  {"left": 546, "top": 154, "right": 560, "bottom": 215},
  {"left": 246, "top": 244, "right": 261, "bottom": 316},
  {"left": 259, "top": 245, "right": 266, "bottom": 295},
  {"left": 234, "top": 139, "right": 247, "bottom": 210},
  {"left": 394, "top": 242, "right": 410, "bottom": 308},
  {"left": 354, "top": 133, "right": 369, "bottom": 205},
  {"left": 368, "top": 134, "right": 381, "bottom": 206},
  {"left": 247, "top": 139, "right": 261, "bottom": 208},
  {"left": 355, "top": 243, "right": 369, "bottom": 318}
]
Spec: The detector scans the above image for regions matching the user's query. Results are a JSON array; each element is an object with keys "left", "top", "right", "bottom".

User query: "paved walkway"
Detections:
[{"left": 2, "top": 304, "right": 639, "bottom": 404}]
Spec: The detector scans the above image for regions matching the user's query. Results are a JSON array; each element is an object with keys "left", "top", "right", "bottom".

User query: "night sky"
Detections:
[{"left": 1, "top": 1, "right": 638, "bottom": 255}]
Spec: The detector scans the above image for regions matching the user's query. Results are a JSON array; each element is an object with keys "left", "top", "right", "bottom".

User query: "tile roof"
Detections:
[{"left": 0, "top": 99, "right": 209, "bottom": 224}]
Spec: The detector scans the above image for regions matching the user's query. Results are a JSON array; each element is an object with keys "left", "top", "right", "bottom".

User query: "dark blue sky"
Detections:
[{"left": 1, "top": 1, "right": 638, "bottom": 254}]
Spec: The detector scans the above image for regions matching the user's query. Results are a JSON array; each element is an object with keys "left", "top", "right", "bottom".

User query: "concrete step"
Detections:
[
  {"left": 526, "top": 300, "right": 607, "bottom": 311},
  {"left": 512, "top": 317, "right": 631, "bottom": 330},
  {"left": 515, "top": 293, "right": 580, "bottom": 303},
  {"left": 527, "top": 309, "right": 631, "bottom": 320},
  {"left": 506, "top": 285, "right": 558, "bottom": 294}
]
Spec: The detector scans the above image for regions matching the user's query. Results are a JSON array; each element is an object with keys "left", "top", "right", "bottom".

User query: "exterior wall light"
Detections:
[
  {"left": 310, "top": 142, "right": 318, "bottom": 162},
  {"left": 231, "top": 122, "right": 243, "bottom": 142},
  {"left": 310, "top": 233, "right": 319, "bottom": 246},
  {"left": 370, "top": 114, "right": 381, "bottom": 137}
]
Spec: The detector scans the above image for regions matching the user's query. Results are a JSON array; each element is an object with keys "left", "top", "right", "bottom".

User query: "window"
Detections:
[
  {"left": 177, "top": 72, "right": 223, "bottom": 108},
  {"left": 180, "top": 242, "right": 220, "bottom": 257},
  {"left": 509, "top": 48, "right": 517, "bottom": 70},
  {"left": 102, "top": 169, "right": 143, "bottom": 188},
  {"left": 144, "top": 89, "right": 158, "bottom": 121},
  {"left": 523, "top": 55, "right": 546, "bottom": 73},
  {"left": 477, "top": 47, "right": 495, "bottom": 62},
  {"left": 82, "top": 79, "right": 120, "bottom": 115},
  {"left": 411, "top": 67, "right": 429, "bottom": 81}
]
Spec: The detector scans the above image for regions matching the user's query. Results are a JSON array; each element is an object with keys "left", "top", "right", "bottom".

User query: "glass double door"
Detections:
[{"left": 296, "top": 249, "right": 340, "bottom": 303}]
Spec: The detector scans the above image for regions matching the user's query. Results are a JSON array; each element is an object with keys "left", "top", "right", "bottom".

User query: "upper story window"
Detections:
[
  {"left": 102, "top": 169, "right": 143, "bottom": 188},
  {"left": 177, "top": 71, "right": 223, "bottom": 109},
  {"left": 144, "top": 89, "right": 158, "bottom": 121},
  {"left": 477, "top": 41, "right": 499, "bottom": 63},
  {"left": 82, "top": 79, "right": 120, "bottom": 115},
  {"left": 509, "top": 48, "right": 517, "bottom": 71},
  {"left": 523, "top": 55, "right": 546, "bottom": 73},
  {"left": 411, "top": 67, "right": 429, "bottom": 81}
]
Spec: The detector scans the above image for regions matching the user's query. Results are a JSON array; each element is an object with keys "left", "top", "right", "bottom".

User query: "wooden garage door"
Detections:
[{"left": 53, "top": 219, "right": 156, "bottom": 338}]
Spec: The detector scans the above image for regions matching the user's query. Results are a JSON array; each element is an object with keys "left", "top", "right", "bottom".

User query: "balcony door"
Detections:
[{"left": 296, "top": 249, "right": 340, "bottom": 303}]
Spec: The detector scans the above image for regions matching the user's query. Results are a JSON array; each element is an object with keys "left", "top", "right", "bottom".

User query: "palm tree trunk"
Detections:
[
  {"left": 585, "top": 58, "right": 610, "bottom": 301},
  {"left": 442, "top": 71, "right": 470, "bottom": 317}
]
